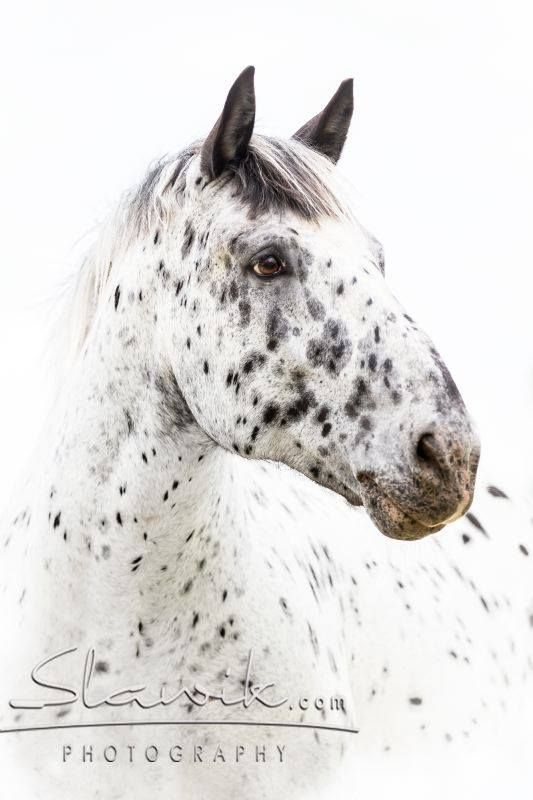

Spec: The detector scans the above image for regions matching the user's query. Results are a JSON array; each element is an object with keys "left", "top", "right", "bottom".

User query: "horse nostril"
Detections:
[{"left": 416, "top": 433, "right": 445, "bottom": 475}]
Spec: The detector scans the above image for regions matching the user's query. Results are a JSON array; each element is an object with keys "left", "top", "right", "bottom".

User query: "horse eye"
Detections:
[{"left": 250, "top": 255, "right": 285, "bottom": 278}]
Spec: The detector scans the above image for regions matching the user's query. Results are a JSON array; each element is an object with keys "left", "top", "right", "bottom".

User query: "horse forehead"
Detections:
[
  {"left": 289, "top": 215, "right": 381, "bottom": 272},
  {"left": 199, "top": 206, "right": 373, "bottom": 266}
]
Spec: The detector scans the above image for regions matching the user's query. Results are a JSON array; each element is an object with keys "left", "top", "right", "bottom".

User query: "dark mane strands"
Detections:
[
  {"left": 128, "top": 135, "right": 347, "bottom": 237},
  {"left": 231, "top": 137, "right": 345, "bottom": 220},
  {"left": 126, "top": 145, "right": 198, "bottom": 238}
]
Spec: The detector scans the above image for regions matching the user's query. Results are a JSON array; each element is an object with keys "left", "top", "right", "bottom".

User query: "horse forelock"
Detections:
[
  {"left": 229, "top": 136, "right": 350, "bottom": 220},
  {"left": 126, "top": 134, "right": 351, "bottom": 233}
]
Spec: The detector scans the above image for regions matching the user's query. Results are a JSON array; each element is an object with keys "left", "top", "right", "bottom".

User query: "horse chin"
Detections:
[{"left": 356, "top": 474, "right": 445, "bottom": 541}]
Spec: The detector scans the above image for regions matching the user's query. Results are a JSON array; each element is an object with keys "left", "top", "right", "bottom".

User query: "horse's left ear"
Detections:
[
  {"left": 292, "top": 78, "right": 354, "bottom": 163},
  {"left": 200, "top": 66, "right": 256, "bottom": 180}
]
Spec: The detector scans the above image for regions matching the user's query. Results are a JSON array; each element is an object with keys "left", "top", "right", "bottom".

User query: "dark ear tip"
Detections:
[
  {"left": 291, "top": 77, "right": 354, "bottom": 163},
  {"left": 229, "top": 66, "right": 255, "bottom": 100},
  {"left": 237, "top": 65, "right": 255, "bottom": 83},
  {"left": 338, "top": 78, "right": 354, "bottom": 97}
]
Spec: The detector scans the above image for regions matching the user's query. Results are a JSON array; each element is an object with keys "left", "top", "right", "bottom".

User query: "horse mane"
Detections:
[{"left": 59, "top": 135, "right": 352, "bottom": 375}]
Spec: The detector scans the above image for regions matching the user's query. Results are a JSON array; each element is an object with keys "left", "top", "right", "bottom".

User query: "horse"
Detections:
[{"left": 0, "top": 66, "right": 532, "bottom": 800}]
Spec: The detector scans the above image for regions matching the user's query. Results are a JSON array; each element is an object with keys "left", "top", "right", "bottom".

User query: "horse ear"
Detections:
[
  {"left": 292, "top": 79, "right": 354, "bottom": 164},
  {"left": 200, "top": 66, "right": 256, "bottom": 180}
]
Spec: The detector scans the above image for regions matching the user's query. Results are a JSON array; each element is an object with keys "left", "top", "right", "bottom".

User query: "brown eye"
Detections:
[{"left": 250, "top": 254, "right": 285, "bottom": 278}]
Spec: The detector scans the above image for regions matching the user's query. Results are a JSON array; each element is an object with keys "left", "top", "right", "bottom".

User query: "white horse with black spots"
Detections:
[{"left": 1, "top": 67, "right": 532, "bottom": 800}]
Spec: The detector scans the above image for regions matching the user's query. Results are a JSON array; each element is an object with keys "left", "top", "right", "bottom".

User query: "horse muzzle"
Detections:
[{"left": 355, "top": 429, "right": 480, "bottom": 541}]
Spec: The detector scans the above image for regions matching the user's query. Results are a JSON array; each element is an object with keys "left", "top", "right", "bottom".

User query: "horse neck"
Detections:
[{"left": 24, "top": 239, "right": 241, "bottom": 620}]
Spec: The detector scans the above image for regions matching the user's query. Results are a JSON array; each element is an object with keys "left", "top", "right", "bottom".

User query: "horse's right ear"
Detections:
[
  {"left": 292, "top": 79, "right": 354, "bottom": 164},
  {"left": 200, "top": 66, "right": 256, "bottom": 181}
]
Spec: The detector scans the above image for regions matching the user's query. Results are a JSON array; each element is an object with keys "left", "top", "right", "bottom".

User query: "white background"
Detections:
[{"left": 0, "top": 0, "right": 531, "bottom": 510}]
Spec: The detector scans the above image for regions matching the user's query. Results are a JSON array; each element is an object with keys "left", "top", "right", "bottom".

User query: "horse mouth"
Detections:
[{"left": 355, "top": 473, "right": 450, "bottom": 541}]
